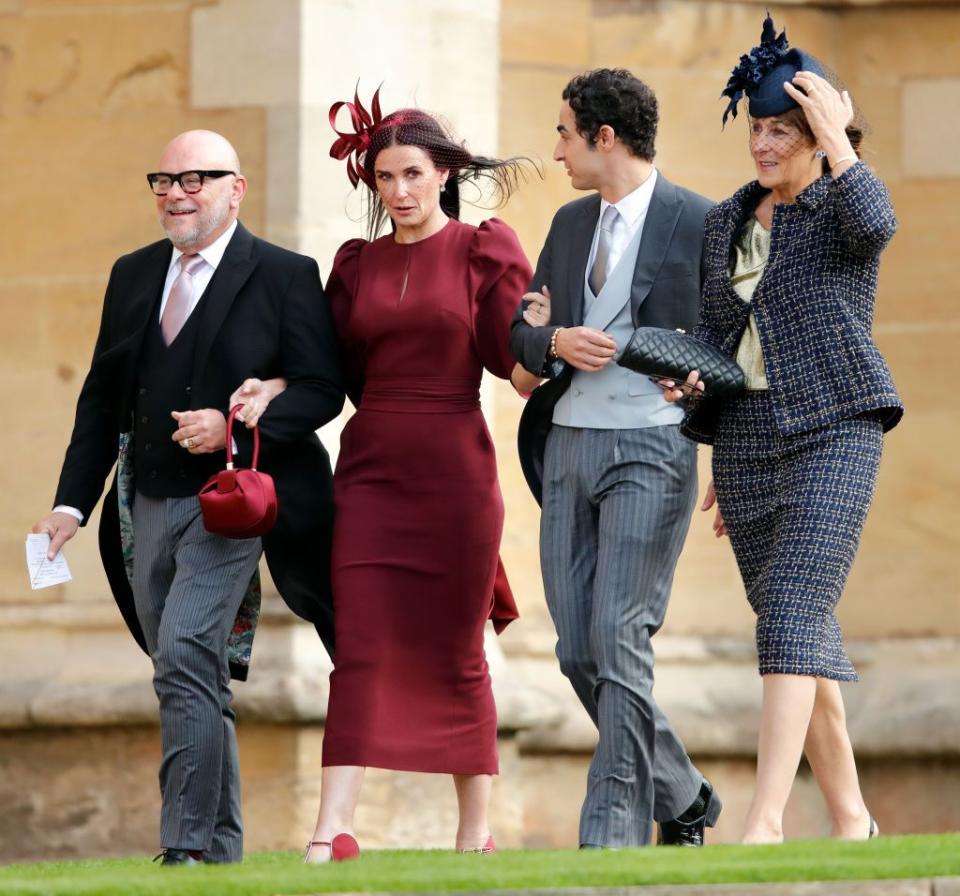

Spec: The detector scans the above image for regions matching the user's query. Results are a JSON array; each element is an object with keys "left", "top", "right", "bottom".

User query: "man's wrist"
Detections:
[
  {"left": 548, "top": 327, "right": 564, "bottom": 362},
  {"left": 53, "top": 505, "right": 84, "bottom": 523}
]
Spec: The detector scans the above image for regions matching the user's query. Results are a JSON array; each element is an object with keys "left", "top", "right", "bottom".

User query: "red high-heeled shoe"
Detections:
[
  {"left": 457, "top": 834, "right": 495, "bottom": 854},
  {"left": 304, "top": 832, "right": 361, "bottom": 864}
]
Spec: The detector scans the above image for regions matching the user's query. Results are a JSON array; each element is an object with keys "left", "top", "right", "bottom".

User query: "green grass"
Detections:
[{"left": 1, "top": 835, "right": 958, "bottom": 896}]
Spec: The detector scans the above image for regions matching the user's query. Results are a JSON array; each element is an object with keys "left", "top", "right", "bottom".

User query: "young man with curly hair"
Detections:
[{"left": 510, "top": 69, "right": 721, "bottom": 849}]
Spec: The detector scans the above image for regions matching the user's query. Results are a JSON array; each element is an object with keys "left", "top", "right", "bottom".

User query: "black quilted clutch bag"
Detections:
[{"left": 618, "top": 327, "right": 745, "bottom": 399}]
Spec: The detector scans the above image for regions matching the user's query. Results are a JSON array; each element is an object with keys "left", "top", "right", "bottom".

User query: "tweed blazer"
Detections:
[{"left": 682, "top": 161, "right": 904, "bottom": 444}]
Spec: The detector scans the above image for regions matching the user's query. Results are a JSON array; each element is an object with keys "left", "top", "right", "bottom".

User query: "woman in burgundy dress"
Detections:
[{"left": 235, "top": 91, "right": 539, "bottom": 860}]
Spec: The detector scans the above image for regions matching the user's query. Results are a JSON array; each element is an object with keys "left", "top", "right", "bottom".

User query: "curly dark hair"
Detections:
[{"left": 562, "top": 68, "right": 659, "bottom": 160}]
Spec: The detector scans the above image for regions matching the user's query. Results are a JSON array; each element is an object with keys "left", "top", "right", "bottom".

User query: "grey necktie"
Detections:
[
  {"left": 588, "top": 205, "right": 619, "bottom": 297},
  {"left": 161, "top": 253, "right": 205, "bottom": 345}
]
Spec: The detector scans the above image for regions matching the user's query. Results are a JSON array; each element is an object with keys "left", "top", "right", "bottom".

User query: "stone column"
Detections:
[{"left": 193, "top": 0, "right": 537, "bottom": 849}]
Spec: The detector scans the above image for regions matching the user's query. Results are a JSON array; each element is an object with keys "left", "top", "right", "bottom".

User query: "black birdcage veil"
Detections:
[
  {"left": 742, "top": 59, "right": 870, "bottom": 171},
  {"left": 722, "top": 15, "right": 870, "bottom": 171}
]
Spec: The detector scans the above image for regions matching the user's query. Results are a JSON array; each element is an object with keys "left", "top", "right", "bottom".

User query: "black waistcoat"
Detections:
[{"left": 134, "top": 295, "right": 221, "bottom": 498}]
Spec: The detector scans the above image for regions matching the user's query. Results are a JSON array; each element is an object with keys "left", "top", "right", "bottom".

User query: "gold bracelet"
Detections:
[
  {"left": 830, "top": 155, "right": 857, "bottom": 170},
  {"left": 548, "top": 326, "right": 564, "bottom": 361}
]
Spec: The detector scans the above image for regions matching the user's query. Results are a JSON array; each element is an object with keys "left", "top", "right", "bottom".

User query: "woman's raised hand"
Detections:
[
  {"left": 229, "top": 377, "right": 289, "bottom": 428},
  {"left": 784, "top": 71, "right": 854, "bottom": 155}
]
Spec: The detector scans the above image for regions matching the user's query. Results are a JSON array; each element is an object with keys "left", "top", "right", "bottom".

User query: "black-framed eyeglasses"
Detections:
[{"left": 146, "top": 170, "right": 236, "bottom": 195}]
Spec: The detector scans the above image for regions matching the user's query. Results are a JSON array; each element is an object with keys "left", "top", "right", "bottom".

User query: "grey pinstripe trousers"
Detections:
[
  {"left": 131, "top": 493, "right": 261, "bottom": 862},
  {"left": 541, "top": 425, "right": 711, "bottom": 847}
]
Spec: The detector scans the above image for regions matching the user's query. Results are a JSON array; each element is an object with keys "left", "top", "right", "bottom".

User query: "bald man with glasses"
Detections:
[{"left": 32, "top": 130, "right": 344, "bottom": 865}]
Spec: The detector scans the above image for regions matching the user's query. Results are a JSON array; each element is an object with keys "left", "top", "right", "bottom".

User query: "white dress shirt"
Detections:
[
  {"left": 585, "top": 168, "right": 658, "bottom": 290},
  {"left": 55, "top": 221, "right": 239, "bottom": 524}
]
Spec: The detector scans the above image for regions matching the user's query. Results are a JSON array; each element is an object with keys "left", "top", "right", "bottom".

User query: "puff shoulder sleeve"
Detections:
[
  {"left": 468, "top": 218, "right": 533, "bottom": 380},
  {"left": 325, "top": 238, "right": 367, "bottom": 408}
]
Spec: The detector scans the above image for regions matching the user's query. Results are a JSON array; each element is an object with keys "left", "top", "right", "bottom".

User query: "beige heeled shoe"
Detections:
[{"left": 457, "top": 834, "right": 495, "bottom": 854}]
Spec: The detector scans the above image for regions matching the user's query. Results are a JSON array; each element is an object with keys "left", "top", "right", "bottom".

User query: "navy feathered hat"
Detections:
[{"left": 721, "top": 13, "right": 825, "bottom": 126}]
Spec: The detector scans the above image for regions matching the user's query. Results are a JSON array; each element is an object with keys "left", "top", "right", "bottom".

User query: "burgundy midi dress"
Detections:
[{"left": 322, "top": 217, "right": 531, "bottom": 775}]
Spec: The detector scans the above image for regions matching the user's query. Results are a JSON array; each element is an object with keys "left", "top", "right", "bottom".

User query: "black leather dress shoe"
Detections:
[
  {"left": 657, "top": 779, "right": 719, "bottom": 847},
  {"left": 156, "top": 848, "right": 203, "bottom": 866},
  {"left": 657, "top": 813, "right": 706, "bottom": 846}
]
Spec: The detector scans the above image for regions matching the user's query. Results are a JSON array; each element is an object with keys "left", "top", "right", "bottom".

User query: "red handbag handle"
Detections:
[{"left": 225, "top": 403, "right": 260, "bottom": 471}]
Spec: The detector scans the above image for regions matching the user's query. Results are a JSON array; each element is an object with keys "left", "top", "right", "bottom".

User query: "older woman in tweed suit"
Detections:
[{"left": 664, "top": 16, "right": 903, "bottom": 844}]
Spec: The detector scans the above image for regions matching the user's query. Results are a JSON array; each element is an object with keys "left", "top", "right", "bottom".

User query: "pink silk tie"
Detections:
[{"left": 160, "top": 253, "right": 206, "bottom": 345}]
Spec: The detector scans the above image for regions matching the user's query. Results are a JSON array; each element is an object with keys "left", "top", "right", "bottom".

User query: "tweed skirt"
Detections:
[{"left": 712, "top": 392, "right": 883, "bottom": 681}]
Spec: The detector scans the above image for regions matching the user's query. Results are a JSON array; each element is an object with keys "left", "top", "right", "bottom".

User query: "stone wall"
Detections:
[
  {"left": 0, "top": 0, "right": 958, "bottom": 863},
  {"left": 0, "top": 0, "right": 530, "bottom": 862},
  {"left": 1, "top": 0, "right": 267, "bottom": 612},
  {"left": 2, "top": 722, "right": 959, "bottom": 859},
  {"left": 494, "top": 0, "right": 960, "bottom": 641}
]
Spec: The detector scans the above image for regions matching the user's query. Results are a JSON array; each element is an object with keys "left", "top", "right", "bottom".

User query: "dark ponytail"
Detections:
[{"left": 440, "top": 177, "right": 461, "bottom": 221}]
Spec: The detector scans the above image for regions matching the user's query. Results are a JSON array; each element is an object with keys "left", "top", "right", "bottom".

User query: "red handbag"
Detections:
[{"left": 198, "top": 404, "right": 278, "bottom": 539}]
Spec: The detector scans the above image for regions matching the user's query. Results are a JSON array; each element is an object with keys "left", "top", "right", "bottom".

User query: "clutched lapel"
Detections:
[
  {"left": 628, "top": 175, "right": 683, "bottom": 324},
  {"left": 565, "top": 194, "right": 601, "bottom": 326},
  {"left": 192, "top": 221, "right": 258, "bottom": 387}
]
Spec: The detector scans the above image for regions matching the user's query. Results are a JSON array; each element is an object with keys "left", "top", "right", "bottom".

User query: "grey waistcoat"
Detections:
[{"left": 552, "top": 223, "right": 684, "bottom": 430}]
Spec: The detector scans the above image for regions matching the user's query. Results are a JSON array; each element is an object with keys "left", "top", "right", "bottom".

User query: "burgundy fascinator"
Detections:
[{"left": 329, "top": 85, "right": 383, "bottom": 189}]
